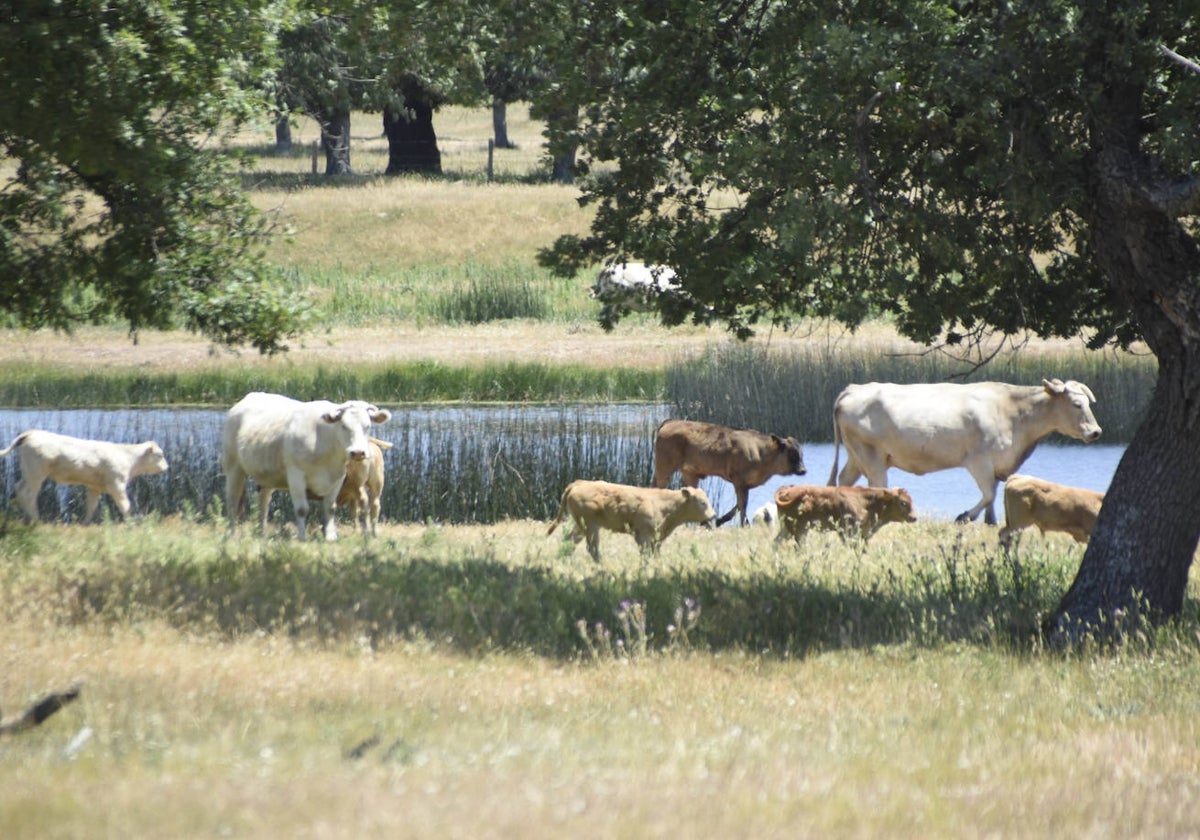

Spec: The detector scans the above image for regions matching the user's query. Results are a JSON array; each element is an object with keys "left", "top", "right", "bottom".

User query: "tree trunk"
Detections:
[
  {"left": 1049, "top": 73, "right": 1200, "bottom": 637},
  {"left": 274, "top": 114, "right": 292, "bottom": 156},
  {"left": 492, "top": 99, "right": 515, "bottom": 149},
  {"left": 545, "top": 108, "right": 578, "bottom": 184},
  {"left": 319, "top": 109, "right": 352, "bottom": 176},
  {"left": 551, "top": 146, "right": 577, "bottom": 184},
  {"left": 1052, "top": 364, "right": 1200, "bottom": 635},
  {"left": 383, "top": 101, "right": 442, "bottom": 175}
]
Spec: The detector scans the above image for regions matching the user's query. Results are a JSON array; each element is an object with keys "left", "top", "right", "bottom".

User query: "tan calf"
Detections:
[
  {"left": 773, "top": 484, "right": 916, "bottom": 543},
  {"left": 0, "top": 430, "right": 169, "bottom": 522},
  {"left": 547, "top": 479, "right": 716, "bottom": 563},
  {"left": 336, "top": 437, "right": 392, "bottom": 536},
  {"left": 999, "top": 474, "right": 1104, "bottom": 547}
]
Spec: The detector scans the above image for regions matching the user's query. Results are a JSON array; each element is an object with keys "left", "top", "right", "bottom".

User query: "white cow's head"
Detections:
[
  {"left": 322, "top": 401, "right": 392, "bottom": 461},
  {"left": 1043, "top": 378, "right": 1102, "bottom": 443}
]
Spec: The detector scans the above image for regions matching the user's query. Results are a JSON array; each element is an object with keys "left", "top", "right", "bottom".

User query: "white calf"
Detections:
[{"left": 0, "top": 430, "right": 169, "bottom": 522}]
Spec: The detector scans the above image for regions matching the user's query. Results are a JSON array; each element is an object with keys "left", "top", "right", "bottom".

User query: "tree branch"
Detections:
[
  {"left": 856, "top": 90, "right": 889, "bottom": 222},
  {"left": 1145, "top": 173, "right": 1200, "bottom": 218},
  {"left": 1160, "top": 44, "right": 1200, "bottom": 76}
]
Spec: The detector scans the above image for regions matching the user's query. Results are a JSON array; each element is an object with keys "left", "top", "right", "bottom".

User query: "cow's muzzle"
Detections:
[{"left": 347, "top": 449, "right": 368, "bottom": 461}]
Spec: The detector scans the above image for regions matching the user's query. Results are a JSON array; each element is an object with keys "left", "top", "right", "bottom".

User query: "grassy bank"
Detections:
[
  {"left": 2, "top": 518, "right": 1200, "bottom": 837},
  {"left": 0, "top": 357, "right": 665, "bottom": 408}
]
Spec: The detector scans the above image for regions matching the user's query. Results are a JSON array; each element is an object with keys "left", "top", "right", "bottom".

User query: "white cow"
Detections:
[
  {"left": 222, "top": 392, "right": 392, "bottom": 541},
  {"left": 828, "top": 379, "right": 1101, "bottom": 524},
  {"left": 591, "top": 262, "right": 679, "bottom": 313},
  {"left": 0, "top": 430, "right": 169, "bottom": 522}
]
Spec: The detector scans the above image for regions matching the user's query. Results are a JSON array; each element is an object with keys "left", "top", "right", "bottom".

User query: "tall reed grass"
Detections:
[
  {"left": 0, "top": 406, "right": 663, "bottom": 525},
  {"left": 667, "top": 342, "right": 1156, "bottom": 442},
  {"left": 433, "top": 274, "right": 549, "bottom": 323}
]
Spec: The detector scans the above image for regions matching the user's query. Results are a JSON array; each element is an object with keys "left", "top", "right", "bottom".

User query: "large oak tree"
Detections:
[
  {"left": 541, "top": 0, "right": 1200, "bottom": 635},
  {"left": 1, "top": 0, "right": 308, "bottom": 352}
]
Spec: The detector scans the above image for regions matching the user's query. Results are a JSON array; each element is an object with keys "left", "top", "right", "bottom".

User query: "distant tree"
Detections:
[
  {"left": 0, "top": 0, "right": 307, "bottom": 352},
  {"left": 539, "top": 1, "right": 1200, "bottom": 637},
  {"left": 383, "top": 74, "right": 446, "bottom": 175},
  {"left": 277, "top": 10, "right": 374, "bottom": 175},
  {"left": 475, "top": 0, "right": 550, "bottom": 149}
]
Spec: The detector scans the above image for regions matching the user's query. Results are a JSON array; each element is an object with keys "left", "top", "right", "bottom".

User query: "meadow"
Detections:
[{"left": 1, "top": 105, "right": 1194, "bottom": 839}]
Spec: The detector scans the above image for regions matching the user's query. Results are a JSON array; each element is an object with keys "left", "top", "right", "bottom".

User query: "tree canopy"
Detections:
[
  {"left": 540, "top": 0, "right": 1200, "bottom": 633},
  {"left": 0, "top": 0, "right": 308, "bottom": 352}
]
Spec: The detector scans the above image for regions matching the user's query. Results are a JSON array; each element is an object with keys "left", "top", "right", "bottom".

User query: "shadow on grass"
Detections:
[
  {"left": 239, "top": 167, "right": 562, "bottom": 193},
  {"left": 37, "top": 535, "right": 1106, "bottom": 660}
]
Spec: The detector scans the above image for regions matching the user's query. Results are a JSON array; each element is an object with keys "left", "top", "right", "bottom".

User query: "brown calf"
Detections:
[
  {"left": 773, "top": 484, "right": 916, "bottom": 543},
  {"left": 653, "top": 419, "right": 805, "bottom": 526}
]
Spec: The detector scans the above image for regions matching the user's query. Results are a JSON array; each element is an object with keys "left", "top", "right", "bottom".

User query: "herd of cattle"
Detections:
[{"left": 0, "top": 375, "right": 1108, "bottom": 561}]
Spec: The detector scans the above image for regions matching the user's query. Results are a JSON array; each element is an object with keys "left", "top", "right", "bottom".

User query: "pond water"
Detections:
[{"left": 0, "top": 406, "right": 1126, "bottom": 525}]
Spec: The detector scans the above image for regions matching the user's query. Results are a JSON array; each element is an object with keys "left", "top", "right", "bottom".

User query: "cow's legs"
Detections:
[
  {"left": 286, "top": 467, "right": 312, "bottom": 541},
  {"left": 634, "top": 525, "right": 657, "bottom": 555},
  {"left": 653, "top": 456, "right": 678, "bottom": 489},
  {"left": 319, "top": 495, "right": 339, "bottom": 541},
  {"left": 682, "top": 468, "right": 740, "bottom": 525},
  {"left": 225, "top": 465, "right": 247, "bottom": 532},
  {"left": 104, "top": 480, "right": 132, "bottom": 519},
  {"left": 835, "top": 449, "right": 868, "bottom": 486},
  {"left": 13, "top": 465, "right": 47, "bottom": 522},
  {"left": 355, "top": 486, "right": 371, "bottom": 536},
  {"left": 715, "top": 483, "right": 750, "bottom": 527},
  {"left": 959, "top": 460, "right": 999, "bottom": 524},
  {"left": 258, "top": 487, "right": 273, "bottom": 535},
  {"left": 367, "top": 488, "right": 381, "bottom": 537},
  {"left": 585, "top": 526, "right": 601, "bottom": 563}
]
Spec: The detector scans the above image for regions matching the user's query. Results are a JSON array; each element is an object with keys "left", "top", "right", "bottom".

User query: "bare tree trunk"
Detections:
[
  {"left": 492, "top": 99, "right": 515, "bottom": 149},
  {"left": 319, "top": 109, "right": 352, "bottom": 176},
  {"left": 274, "top": 113, "right": 293, "bottom": 156},
  {"left": 383, "top": 101, "right": 442, "bottom": 175}
]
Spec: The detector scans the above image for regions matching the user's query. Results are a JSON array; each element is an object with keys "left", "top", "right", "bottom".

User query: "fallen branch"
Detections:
[{"left": 0, "top": 682, "right": 83, "bottom": 736}]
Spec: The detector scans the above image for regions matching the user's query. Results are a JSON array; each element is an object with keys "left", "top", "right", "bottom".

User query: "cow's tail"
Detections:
[
  {"left": 0, "top": 432, "right": 30, "bottom": 458},
  {"left": 547, "top": 485, "right": 571, "bottom": 536},
  {"left": 827, "top": 399, "right": 843, "bottom": 486}
]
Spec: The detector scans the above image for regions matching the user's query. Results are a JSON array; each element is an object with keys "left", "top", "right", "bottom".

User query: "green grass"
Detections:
[{"left": 0, "top": 359, "right": 665, "bottom": 408}]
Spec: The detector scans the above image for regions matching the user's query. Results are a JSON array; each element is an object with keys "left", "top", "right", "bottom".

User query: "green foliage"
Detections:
[
  {"left": 538, "top": 0, "right": 1196, "bottom": 351},
  {"left": 0, "top": 0, "right": 307, "bottom": 352}
]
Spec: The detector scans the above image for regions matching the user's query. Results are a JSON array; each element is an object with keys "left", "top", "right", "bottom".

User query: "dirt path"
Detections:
[{"left": 0, "top": 320, "right": 943, "bottom": 374}]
